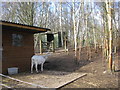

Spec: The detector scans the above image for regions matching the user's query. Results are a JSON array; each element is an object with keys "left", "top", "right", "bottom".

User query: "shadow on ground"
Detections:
[{"left": 43, "top": 50, "right": 101, "bottom": 73}]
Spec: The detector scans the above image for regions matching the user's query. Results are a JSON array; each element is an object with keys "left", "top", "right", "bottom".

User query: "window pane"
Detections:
[{"left": 12, "top": 34, "right": 23, "bottom": 46}]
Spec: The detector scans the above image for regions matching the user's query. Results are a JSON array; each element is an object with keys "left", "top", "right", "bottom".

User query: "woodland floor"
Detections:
[
  {"left": 2, "top": 47, "right": 120, "bottom": 89},
  {"left": 45, "top": 48, "right": 119, "bottom": 89}
]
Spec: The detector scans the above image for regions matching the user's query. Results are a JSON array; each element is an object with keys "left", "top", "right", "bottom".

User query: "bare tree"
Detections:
[{"left": 105, "top": 0, "right": 113, "bottom": 71}]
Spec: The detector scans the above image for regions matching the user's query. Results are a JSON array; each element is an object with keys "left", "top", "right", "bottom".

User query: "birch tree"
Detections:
[
  {"left": 59, "top": 2, "right": 63, "bottom": 47},
  {"left": 105, "top": 0, "right": 113, "bottom": 71},
  {"left": 72, "top": 0, "right": 77, "bottom": 58}
]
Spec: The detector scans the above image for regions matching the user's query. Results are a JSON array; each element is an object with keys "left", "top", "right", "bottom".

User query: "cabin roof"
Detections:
[{"left": 0, "top": 20, "right": 51, "bottom": 33}]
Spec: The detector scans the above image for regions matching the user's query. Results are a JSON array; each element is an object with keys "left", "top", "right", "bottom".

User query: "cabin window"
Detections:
[{"left": 12, "top": 34, "right": 23, "bottom": 46}]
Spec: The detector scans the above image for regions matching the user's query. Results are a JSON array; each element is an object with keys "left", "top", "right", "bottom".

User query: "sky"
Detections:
[{"left": 0, "top": 0, "right": 120, "bottom": 2}]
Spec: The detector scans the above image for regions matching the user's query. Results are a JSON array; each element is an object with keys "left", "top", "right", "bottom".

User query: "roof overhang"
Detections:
[{"left": 0, "top": 21, "right": 51, "bottom": 33}]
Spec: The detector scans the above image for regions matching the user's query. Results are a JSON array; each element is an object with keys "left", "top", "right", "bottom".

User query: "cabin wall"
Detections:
[{"left": 2, "top": 29, "right": 34, "bottom": 74}]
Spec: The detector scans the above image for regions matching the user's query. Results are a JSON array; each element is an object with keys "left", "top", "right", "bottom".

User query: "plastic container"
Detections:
[{"left": 8, "top": 67, "right": 18, "bottom": 75}]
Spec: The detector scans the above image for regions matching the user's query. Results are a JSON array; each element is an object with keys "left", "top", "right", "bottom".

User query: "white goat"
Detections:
[{"left": 31, "top": 53, "right": 50, "bottom": 73}]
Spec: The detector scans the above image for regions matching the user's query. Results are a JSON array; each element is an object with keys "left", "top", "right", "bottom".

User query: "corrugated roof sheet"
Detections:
[{"left": 0, "top": 20, "right": 51, "bottom": 33}]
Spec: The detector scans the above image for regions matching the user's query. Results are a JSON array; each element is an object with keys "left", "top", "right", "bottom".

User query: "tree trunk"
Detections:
[
  {"left": 59, "top": 2, "right": 63, "bottom": 47},
  {"left": 106, "top": 0, "right": 113, "bottom": 71},
  {"left": 72, "top": 0, "right": 77, "bottom": 58}
]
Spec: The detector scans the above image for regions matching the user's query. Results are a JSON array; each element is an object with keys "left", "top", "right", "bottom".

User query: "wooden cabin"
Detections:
[{"left": 0, "top": 21, "right": 50, "bottom": 74}]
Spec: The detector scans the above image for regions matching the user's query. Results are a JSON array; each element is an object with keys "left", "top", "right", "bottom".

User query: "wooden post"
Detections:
[
  {"left": 52, "top": 41, "right": 55, "bottom": 52},
  {"left": 39, "top": 39, "right": 42, "bottom": 54},
  {"left": 64, "top": 37, "right": 67, "bottom": 52}
]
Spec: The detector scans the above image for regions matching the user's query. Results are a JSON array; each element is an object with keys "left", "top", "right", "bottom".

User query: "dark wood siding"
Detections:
[{"left": 2, "top": 29, "right": 34, "bottom": 74}]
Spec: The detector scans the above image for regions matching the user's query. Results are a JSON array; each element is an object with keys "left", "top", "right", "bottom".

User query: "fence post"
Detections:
[
  {"left": 52, "top": 41, "right": 55, "bottom": 52},
  {"left": 39, "top": 39, "right": 42, "bottom": 54},
  {"left": 64, "top": 37, "right": 67, "bottom": 52}
]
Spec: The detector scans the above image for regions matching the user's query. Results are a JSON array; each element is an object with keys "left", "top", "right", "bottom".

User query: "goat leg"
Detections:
[
  {"left": 31, "top": 61, "right": 33, "bottom": 73},
  {"left": 35, "top": 63, "right": 38, "bottom": 73},
  {"left": 41, "top": 63, "right": 44, "bottom": 71}
]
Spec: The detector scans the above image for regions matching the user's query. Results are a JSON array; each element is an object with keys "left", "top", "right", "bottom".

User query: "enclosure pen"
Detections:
[{"left": 0, "top": 73, "right": 48, "bottom": 88}]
